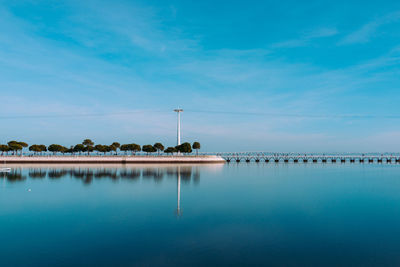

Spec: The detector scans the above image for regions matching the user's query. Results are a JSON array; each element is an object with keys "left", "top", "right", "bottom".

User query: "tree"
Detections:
[
  {"left": 176, "top": 142, "right": 192, "bottom": 154},
  {"left": 8, "top": 141, "right": 23, "bottom": 155},
  {"left": 105, "top": 145, "right": 113, "bottom": 155},
  {"left": 65, "top": 146, "right": 74, "bottom": 154},
  {"left": 82, "top": 139, "right": 94, "bottom": 155},
  {"left": 17, "top": 141, "right": 28, "bottom": 155},
  {"left": 120, "top": 144, "right": 129, "bottom": 155},
  {"left": 109, "top": 144, "right": 117, "bottom": 154},
  {"left": 48, "top": 144, "right": 63, "bottom": 155},
  {"left": 60, "top": 146, "right": 68, "bottom": 155},
  {"left": 164, "top": 147, "right": 177, "bottom": 155},
  {"left": 142, "top": 145, "right": 156, "bottom": 155},
  {"left": 74, "top": 144, "right": 85, "bottom": 155},
  {"left": 0, "top": 144, "right": 9, "bottom": 155},
  {"left": 111, "top": 142, "right": 120, "bottom": 154},
  {"left": 83, "top": 146, "right": 94, "bottom": 155},
  {"left": 29, "top": 145, "right": 42, "bottom": 155},
  {"left": 132, "top": 144, "right": 141, "bottom": 154},
  {"left": 38, "top": 145, "right": 47, "bottom": 155},
  {"left": 153, "top": 143, "right": 164, "bottom": 155},
  {"left": 127, "top": 143, "right": 140, "bottom": 155},
  {"left": 95, "top": 144, "right": 104, "bottom": 154},
  {"left": 19, "top": 142, "right": 28, "bottom": 149},
  {"left": 95, "top": 144, "right": 109, "bottom": 155},
  {"left": 83, "top": 139, "right": 94, "bottom": 146},
  {"left": 193, "top": 142, "right": 201, "bottom": 155}
]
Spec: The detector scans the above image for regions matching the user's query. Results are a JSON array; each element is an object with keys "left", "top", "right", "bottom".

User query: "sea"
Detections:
[{"left": 1, "top": 163, "right": 400, "bottom": 266}]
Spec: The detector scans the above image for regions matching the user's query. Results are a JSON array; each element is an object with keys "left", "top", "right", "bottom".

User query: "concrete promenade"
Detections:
[{"left": 0, "top": 155, "right": 226, "bottom": 164}]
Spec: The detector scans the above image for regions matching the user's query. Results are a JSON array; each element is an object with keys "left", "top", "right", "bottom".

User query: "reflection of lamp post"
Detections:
[
  {"left": 174, "top": 109, "right": 183, "bottom": 146},
  {"left": 176, "top": 166, "right": 182, "bottom": 217}
]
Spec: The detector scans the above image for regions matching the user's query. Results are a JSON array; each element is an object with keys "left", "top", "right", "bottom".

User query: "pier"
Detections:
[
  {"left": 0, "top": 155, "right": 226, "bottom": 164},
  {"left": 1, "top": 153, "right": 400, "bottom": 164}
]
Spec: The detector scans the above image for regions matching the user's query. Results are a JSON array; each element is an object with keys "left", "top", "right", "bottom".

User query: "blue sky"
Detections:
[{"left": 1, "top": 0, "right": 400, "bottom": 152}]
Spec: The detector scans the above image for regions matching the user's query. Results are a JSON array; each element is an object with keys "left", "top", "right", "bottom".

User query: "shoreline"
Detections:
[{"left": 0, "top": 155, "right": 226, "bottom": 164}]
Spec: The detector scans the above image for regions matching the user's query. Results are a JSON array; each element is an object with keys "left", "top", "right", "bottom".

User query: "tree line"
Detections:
[{"left": 0, "top": 139, "right": 201, "bottom": 156}]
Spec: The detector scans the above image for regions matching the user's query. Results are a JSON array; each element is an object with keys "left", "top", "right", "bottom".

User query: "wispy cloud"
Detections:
[
  {"left": 340, "top": 11, "right": 400, "bottom": 45},
  {"left": 272, "top": 27, "right": 338, "bottom": 48}
]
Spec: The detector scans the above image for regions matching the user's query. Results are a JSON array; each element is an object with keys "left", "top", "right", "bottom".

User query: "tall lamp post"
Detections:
[{"left": 174, "top": 109, "right": 183, "bottom": 146}]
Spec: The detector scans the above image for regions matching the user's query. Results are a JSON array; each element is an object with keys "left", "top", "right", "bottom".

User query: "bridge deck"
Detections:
[{"left": 214, "top": 153, "right": 400, "bottom": 163}]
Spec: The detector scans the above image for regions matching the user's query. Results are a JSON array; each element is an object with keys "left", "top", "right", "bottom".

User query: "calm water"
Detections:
[{"left": 2, "top": 163, "right": 400, "bottom": 266}]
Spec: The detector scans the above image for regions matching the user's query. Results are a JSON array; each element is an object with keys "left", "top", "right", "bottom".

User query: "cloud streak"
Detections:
[
  {"left": 340, "top": 11, "right": 400, "bottom": 44},
  {"left": 272, "top": 27, "right": 338, "bottom": 48}
]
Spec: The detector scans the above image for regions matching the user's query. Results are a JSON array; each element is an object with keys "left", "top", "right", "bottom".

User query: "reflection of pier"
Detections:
[
  {"left": 176, "top": 166, "right": 181, "bottom": 216},
  {"left": 2, "top": 165, "right": 200, "bottom": 217},
  {"left": 216, "top": 153, "right": 400, "bottom": 164}
]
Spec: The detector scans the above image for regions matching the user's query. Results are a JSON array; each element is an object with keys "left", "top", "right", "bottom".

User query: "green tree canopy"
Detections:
[
  {"left": 83, "top": 146, "right": 94, "bottom": 154},
  {"left": 142, "top": 145, "right": 156, "bottom": 154},
  {"left": 74, "top": 144, "right": 85, "bottom": 154},
  {"left": 82, "top": 139, "right": 94, "bottom": 155},
  {"left": 48, "top": 144, "right": 63, "bottom": 155},
  {"left": 109, "top": 145, "right": 116, "bottom": 153},
  {"left": 95, "top": 144, "right": 109, "bottom": 155},
  {"left": 193, "top": 142, "right": 201, "bottom": 155},
  {"left": 19, "top": 142, "right": 28, "bottom": 148},
  {"left": 110, "top": 142, "right": 120, "bottom": 154},
  {"left": 105, "top": 145, "right": 113, "bottom": 154},
  {"left": 95, "top": 144, "right": 104, "bottom": 153},
  {"left": 176, "top": 142, "right": 192, "bottom": 154},
  {"left": 127, "top": 143, "right": 141, "bottom": 155},
  {"left": 60, "top": 146, "right": 68, "bottom": 154},
  {"left": 7, "top": 141, "right": 23, "bottom": 155},
  {"left": 154, "top": 143, "right": 164, "bottom": 155},
  {"left": 120, "top": 144, "right": 129, "bottom": 154},
  {"left": 82, "top": 139, "right": 94, "bottom": 146},
  {"left": 65, "top": 146, "right": 74, "bottom": 154},
  {"left": 164, "top": 147, "right": 177, "bottom": 154},
  {"left": 29, "top": 145, "right": 42, "bottom": 154},
  {"left": 39, "top": 145, "right": 47, "bottom": 152},
  {"left": 0, "top": 144, "right": 9, "bottom": 155},
  {"left": 111, "top": 142, "right": 120, "bottom": 148}
]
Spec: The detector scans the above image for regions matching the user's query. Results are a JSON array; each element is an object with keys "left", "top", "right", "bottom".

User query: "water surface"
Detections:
[{"left": 1, "top": 163, "right": 400, "bottom": 266}]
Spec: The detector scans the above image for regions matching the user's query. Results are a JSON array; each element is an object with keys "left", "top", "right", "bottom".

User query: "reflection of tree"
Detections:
[
  {"left": 48, "top": 170, "right": 68, "bottom": 179},
  {"left": 180, "top": 167, "right": 192, "bottom": 184},
  {"left": 120, "top": 170, "right": 141, "bottom": 180},
  {"left": 4, "top": 170, "right": 26, "bottom": 182},
  {"left": 29, "top": 169, "right": 47, "bottom": 178},
  {"left": 21, "top": 166, "right": 201, "bottom": 186},
  {"left": 193, "top": 168, "right": 200, "bottom": 185},
  {"left": 71, "top": 169, "right": 94, "bottom": 185},
  {"left": 166, "top": 167, "right": 176, "bottom": 177},
  {"left": 94, "top": 170, "right": 110, "bottom": 178},
  {"left": 94, "top": 169, "right": 118, "bottom": 180},
  {"left": 109, "top": 171, "right": 118, "bottom": 180},
  {"left": 83, "top": 173, "right": 93, "bottom": 185},
  {"left": 166, "top": 166, "right": 199, "bottom": 184},
  {"left": 154, "top": 168, "right": 164, "bottom": 183},
  {"left": 72, "top": 169, "right": 88, "bottom": 178},
  {"left": 143, "top": 169, "right": 155, "bottom": 179}
]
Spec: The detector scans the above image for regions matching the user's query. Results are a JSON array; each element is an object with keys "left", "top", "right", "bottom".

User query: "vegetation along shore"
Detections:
[{"left": 0, "top": 140, "right": 202, "bottom": 156}]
